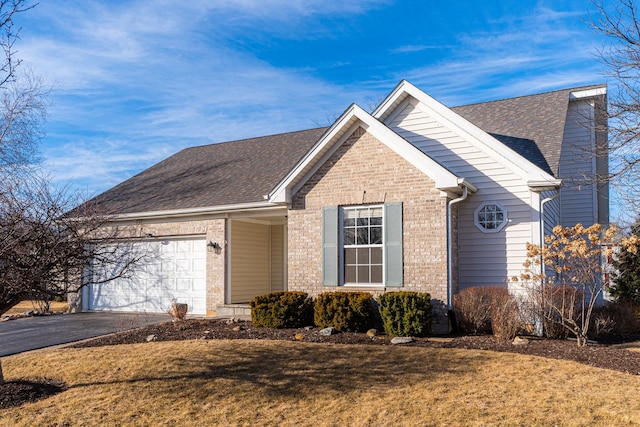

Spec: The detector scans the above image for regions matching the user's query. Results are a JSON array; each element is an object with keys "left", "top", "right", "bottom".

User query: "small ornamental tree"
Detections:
[{"left": 514, "top": 223, "right": 634, "bottom": 346}]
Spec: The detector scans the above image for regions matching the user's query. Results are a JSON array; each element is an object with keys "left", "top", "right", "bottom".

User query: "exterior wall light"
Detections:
[{"left": 207, "top": 241, "right": 221, "bottom": 253}]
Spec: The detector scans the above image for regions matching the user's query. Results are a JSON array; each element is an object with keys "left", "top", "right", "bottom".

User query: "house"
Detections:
[{"left": 81, "top": 81, "right": 608, "bottom": 333}]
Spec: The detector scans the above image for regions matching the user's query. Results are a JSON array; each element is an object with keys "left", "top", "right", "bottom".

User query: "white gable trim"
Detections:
[
  {"left": 373, "top": 80, "right": 559, "bottom": 186},
  {"left": 268, "top": 104, "right": 474, "bottom": 204}
]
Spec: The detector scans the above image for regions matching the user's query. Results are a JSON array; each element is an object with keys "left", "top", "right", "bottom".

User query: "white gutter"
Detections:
[
  {"left": 107, "top": 201, "right": 284, "bottom": 221},
  {"left": 447, "top": 186, "right": 469, "bottom": 311}
]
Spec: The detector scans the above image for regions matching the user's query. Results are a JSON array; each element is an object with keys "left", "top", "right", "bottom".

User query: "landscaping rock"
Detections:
[
  {"left": 391, "top": 337, "right": 413, "bottom": 345},
  {"left": 366, "top": 329, "right": 379, "bottom": 337},
  {"left": 512, "top": 337, "right": 529, "bottom": 346},
  {"left": 232, "top": 325, "right": 243, "bottom": 332},
  {"left": 225, "top": 317, "right": 238, "bottom": 325},
  {"left": 319, "top": 327, "right": 336, "bottom": 336},
  {"left": 146, "top": 334, "right": 157, "bottom": 342},
  {"left": 295, "top": 333, "right": 305, "bottom": 341},
  {"left": 304, "top": 326, "right": 314, "bottom": 331}
]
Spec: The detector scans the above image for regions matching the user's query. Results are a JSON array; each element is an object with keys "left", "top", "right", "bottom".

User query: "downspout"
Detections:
[
  {"left": 447, "top": 186, "right": 468, "bottom": 319},
  {"left": 535, "top": 191, "right": 560, "bottom": 336},
  {"left": 540, "top": 191, "right": 559, "bottom": 255}
]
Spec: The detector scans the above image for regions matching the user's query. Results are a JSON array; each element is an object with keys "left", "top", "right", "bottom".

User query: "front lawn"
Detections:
[
  {"left": 2, "top": 340, "right": 640, "bottom": 426},
  {"left": 3, "top": 301, "right": 68, "bottom": 317}
]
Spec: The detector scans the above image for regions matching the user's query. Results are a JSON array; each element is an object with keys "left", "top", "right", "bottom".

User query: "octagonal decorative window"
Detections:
[{"left": 474, "top": 202, "right": 508, "bottom": 233}]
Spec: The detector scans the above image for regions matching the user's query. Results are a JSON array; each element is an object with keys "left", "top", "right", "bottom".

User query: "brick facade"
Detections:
[{"left": 287, "top": 127, "right": 453, "bottom": 331}]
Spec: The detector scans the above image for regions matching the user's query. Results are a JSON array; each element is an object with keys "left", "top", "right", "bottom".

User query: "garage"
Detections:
[{"left": 85, "top": 238, "right": 207, "bottom": 315}]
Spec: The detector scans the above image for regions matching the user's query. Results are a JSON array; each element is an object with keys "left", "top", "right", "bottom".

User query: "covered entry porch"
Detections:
[{"left": 224, "top": 213, "right": 288, "bottom": 306}]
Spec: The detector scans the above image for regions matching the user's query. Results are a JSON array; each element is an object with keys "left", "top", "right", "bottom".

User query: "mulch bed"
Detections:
[
  {"left": 0, "top": 378, "right": 67, "bottom": 409},
  {"left": 71, "top": 318, "right": 640, "bottom": 375},
  {"left": 5, "top": 318, "right": 640, "bottom": 409}
]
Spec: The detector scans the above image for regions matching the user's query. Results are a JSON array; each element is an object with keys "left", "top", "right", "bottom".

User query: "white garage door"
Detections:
[{"left": 87, "top": 239, "right": 207, "bottom": 315}]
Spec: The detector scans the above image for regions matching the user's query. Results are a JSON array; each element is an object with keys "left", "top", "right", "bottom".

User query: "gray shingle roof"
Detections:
[
  {"left": 91, "top": 85, "right": 604, "bottom": 215},
  {"left": 90, "top": 127, "right": 327, "bottom": 214},
  {"left": 452, "top": 84, "right": 606, "bottom": 176}
]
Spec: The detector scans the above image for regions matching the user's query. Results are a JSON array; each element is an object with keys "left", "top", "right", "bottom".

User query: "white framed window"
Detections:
[
  {"left": 474, "top": 202, "right": 508, "bottom": 233},
  {"left": 342, "top": 205, "right": 384, "bottom": 285}
]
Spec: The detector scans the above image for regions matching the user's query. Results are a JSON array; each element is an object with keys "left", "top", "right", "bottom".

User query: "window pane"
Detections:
[
  {"left": 344, "top": 210, "right": 358, "bottom": 219},
  {"left": 357, "top": 228, "right": 368, "bottom": 245},
  {"left": 371, "top": 247, "right": 383, "bottom": 264},
  {"left": 370, "top": 216, "right": 382, "bottom": 226},
  {"left": 357, "top": 217, "right": 368, "bottom": 226},
  {"left": 371, "top": 265, "right": 383, "bottom": 283},
  {"left": 357, "top": 248, "right": 369, "bottom": 264},
  {"left": 357, "top": 266, "right": 369, "bottom": 283},
  {"left": 370, "top": 226, "right": 382, "bottom": 244},
  {"left": 344, "top": 217, "right": 355, "bottom": 227},
  {"left": 345, "top": 265, "right": 357, "bottom": 283},
  {"left": 344, "top": 248, "right": 356, "bottom": 264},
  {"left": 344, "top": 228, "right": 355, "bottom": 245}
]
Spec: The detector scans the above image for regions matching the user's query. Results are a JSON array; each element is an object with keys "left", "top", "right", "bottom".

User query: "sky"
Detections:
[{"left": 15, "top": 0, "right": 612, "bottom": 202}]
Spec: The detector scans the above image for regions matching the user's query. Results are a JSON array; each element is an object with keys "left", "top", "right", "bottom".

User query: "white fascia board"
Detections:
[
  {"left": 109, "top": 201, "right": 283, "bottom": 222},
  {"left": 570, "top": 86, "right": 606, "bottom": 99},
  {"left": 371, "top": 79, "right": 411, "bottom": 121},
  {"left": 269, "top": 103, "right": 467, "bottom": 203},
  {"left": 269, "top": 104, "right": 361, "bottom": 204},
  {"left": 373, "top": 80, "right": 558, "bottom": 183},
  {"left": 358, "top": 106, "right": 463, "bottom": 190}
]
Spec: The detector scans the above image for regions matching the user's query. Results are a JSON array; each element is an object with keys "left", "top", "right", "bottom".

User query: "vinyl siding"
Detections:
[
  {"left": 229, "top": 220, "right": 270, "bottom": 303},
  {"left": 386, "top": 98, "right": 535, "bottom": 288},
  {"left": 559, "top": 100, "right": 597, "bottom": 227}
]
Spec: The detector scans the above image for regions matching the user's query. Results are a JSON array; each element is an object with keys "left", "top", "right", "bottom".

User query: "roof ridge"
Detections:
[
  {"left": 452, "top": 83, "right": 606, "bottom": 109},
  {"left": 181, "top": 126, "right": 330, "bottom": 152}
]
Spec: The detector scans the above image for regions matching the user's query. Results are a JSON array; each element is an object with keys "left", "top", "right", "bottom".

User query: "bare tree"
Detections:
[
  {"left": 0, "top": 175, "right": 148, "bottom": 316},
  {"left": 590, "top": 0, "right": 640, "bottom": 217},
  {"left": 0, "top": 2, "right": 146, "bottom": 384}
]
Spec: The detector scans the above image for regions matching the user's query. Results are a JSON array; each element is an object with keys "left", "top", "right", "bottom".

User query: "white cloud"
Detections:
[{"left": 14, "top": 0, "right": 609, "bottom": 194}]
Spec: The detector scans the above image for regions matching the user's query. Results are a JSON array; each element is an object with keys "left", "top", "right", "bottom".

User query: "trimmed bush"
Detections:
[
  {"left": 453, "top": 286, "right": 522, "bottom": 340},
  {"left": 487, "top": 287, "right": 521, "bottom": 341},
  {"left": 314, "top": 292, "right": 376, "bottom": 332},
  {"left": 250, "top": 291, "right": 313, "bottom": 329},
  {"left": 378, "top": 291, "right": 432, "bottom": 337},
  {"left": 452, "top": 287, "right": 492, "bottom": 335}
]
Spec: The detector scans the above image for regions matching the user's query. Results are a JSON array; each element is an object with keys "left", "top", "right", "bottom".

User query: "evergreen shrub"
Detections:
[
  {"left": 378, "top": 291, "right": 432, "bottom": 337},
  {"left": 250, "top": 291, "right": 313, "bottom": 328},
  {"left": 314, "top": 292, "right": 376, "bottom": 332}
]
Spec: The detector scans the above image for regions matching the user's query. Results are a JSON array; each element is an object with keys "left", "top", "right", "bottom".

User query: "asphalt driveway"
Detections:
[{"left": 0, "top": 312, "right": 168, "bottom": 356}]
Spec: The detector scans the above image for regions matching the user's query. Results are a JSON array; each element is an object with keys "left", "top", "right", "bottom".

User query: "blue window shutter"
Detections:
[
  {"left": 322, "top": 206, "right": 339, "bottom": 286},
  {"left": 384, "top": 202, "right": 403, "bottom": 287}
]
